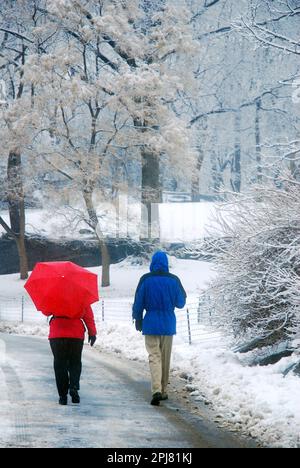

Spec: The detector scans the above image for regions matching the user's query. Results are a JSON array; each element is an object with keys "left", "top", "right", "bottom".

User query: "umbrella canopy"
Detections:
[{"left": 24, "top": 261, "right": 99, "bottom": 318}]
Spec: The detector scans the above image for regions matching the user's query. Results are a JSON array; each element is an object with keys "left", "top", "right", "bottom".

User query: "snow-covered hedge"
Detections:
[{"left": 209, "top": 178, "right": 300, "bottom": 353}]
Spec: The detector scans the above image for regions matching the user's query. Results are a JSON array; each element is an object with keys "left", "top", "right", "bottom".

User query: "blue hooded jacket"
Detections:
[{"left": 132, "top": 251, "right": 187, "bottom": 335}]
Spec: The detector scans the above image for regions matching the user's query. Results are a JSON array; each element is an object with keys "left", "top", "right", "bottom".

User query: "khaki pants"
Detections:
[{"left": 145, "top": 335, "right": 173, "bottom": 395}]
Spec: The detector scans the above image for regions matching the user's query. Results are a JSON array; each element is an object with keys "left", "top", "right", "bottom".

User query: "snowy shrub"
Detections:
[{"left": 209, "top": 177, "right": 300, "bottom": 352}]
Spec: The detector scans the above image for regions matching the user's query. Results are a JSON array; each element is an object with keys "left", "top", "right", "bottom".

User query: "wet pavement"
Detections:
[{"left": 0, "top": 333, "right": 256, "bottom": 448}]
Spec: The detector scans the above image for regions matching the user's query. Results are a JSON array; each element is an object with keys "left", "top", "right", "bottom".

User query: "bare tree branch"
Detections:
[
  {"left": 0, "top": 28, "right": 34, "bottom": 43},
  {"left": 0, "top": 216, "right": 17, "bottom": 239}
]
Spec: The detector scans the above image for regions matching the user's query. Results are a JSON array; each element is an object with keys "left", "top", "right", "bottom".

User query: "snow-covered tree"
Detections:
[
  {"left": 240, "top": 0, "right": 300, "bottom": 57},
  {"left": 21, "top": 0, "right": 197, "bottom": 285},
  {"left": 0, "top": 0, "right": 53, "bottom": 279},
  {"left": 188, "top": 0, "right": 300, "bottom": 197},
  {"left": 208, "top": 172, "right": 300, "bottom": 352}
]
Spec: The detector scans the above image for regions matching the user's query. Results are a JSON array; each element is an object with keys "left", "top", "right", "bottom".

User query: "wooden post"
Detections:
[
  {"left": 187, "top": 308, "right": 192, "bottom": 345},
  {"left": 197, "top": 296, "right": 201, "bottom": 323},
  {"left": 21, "top": 296, "right": 24, "bottom": 323},
  {"left": 102, "top": 300, "right": 105, "bottom": 322}
]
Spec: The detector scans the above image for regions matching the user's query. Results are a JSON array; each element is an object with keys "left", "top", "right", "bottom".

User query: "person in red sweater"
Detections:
[{"left": 49, "top": 305, "right": 97, "bottom": 405}]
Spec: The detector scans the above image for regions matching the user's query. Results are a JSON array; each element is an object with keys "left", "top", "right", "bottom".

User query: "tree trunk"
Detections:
[
  {"left": 99, "top": 240, "right": 110, "bottom": 287},
  {"left": 192, "top": 117, "right": 207, "bottom": 201},
  {"left": 289, "top": 150, "right": 300, "bottom": 180},
  {"left": 7, "top": 149, "right": 29, "bottom": 279},
  {"left": 211, "top": 151, "right": 223, "bottom": 191},
  {"left": 231, "top": 111, "right": 242, "bottom": 192},
  {"left": 83, "top": 189, "right": 111, "bottom": 287},
  {"left": 255, "top": 99, "right": 262, "bottom": 183},
  {"left": 141, "top": 147, "right": 161, "bottom": 240},
  {"left": 191, "top": 148, "right": 204, "bottom": 201},
  {"left": 16, "top": 235, "right": 29, "bottom": 280}
]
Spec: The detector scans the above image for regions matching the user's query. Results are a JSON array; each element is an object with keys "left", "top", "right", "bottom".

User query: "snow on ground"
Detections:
[
  {"left": 0, "top": 256, "right": 215, "bottom": 300},
  {"left": 0, "top": 365, "right": 14, "bottom": 446},
  {"left": 102, "top": 256, "right": 215, "bottom": 299},
  {"left": 159, "top": 202, "right": 229, "bottom": 241},
  {"left": 0, "top": 201, "right": 229, "bottom": 242},
  {"left": 172, "top": 340, "right": 300, "bottom": 448},
  {"left": 1, "top": 258, "right": 300, "bottom": 448},
  {"left": 0, "top": 209, "right": 72, "bottom": 239}
]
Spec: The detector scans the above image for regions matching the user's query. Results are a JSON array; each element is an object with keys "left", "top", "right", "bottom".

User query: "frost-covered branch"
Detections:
[
  {"left": 190, "top": 85, "right": 285, "bottom": 125},
  {"left": 0, "top": 28, "right": 34, "bottom": 44},
  {"left": 208, "top": 174, "right": 300, "bottom": 350},
  {"left": 238, "top": 0, "right": 300, "bottom": 56}
]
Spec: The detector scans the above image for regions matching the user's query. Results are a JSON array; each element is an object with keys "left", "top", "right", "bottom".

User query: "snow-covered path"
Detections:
[{"left": 0, "top": 333, "right": 255, "bottom": 448}]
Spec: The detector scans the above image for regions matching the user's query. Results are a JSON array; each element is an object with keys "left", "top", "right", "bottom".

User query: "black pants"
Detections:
[{"left": 49, "top": 338, "right": 84, "bottom": 397}]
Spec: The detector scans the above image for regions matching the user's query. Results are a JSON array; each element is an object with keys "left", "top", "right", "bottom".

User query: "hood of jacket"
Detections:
[{"left": 150, "top": 251, "right": 169, "bottom": 273}]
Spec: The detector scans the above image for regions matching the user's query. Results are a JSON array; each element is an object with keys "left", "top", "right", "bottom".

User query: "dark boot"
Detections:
[
  {"left": 151, "top": 392, "right": 162, "bottom": 406},
  {"left": 59, "top": 396, "right": 68, "bottom": 405},
  {"left": 70, "top": 389, "right": 80, "bottom": 404}
]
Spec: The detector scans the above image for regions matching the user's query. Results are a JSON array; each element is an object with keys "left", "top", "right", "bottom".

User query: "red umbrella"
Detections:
[{"left": 24, "top": 261, "right": 99, "bottom": 318}]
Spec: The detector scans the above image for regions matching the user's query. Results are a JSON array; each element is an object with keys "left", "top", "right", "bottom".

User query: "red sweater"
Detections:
[{"left": 48, "top": 305, "right": 97, "bottom": 340}]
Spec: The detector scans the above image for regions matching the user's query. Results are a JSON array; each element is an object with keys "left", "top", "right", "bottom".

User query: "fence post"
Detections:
[
  {"left": 102, "top": 300, "right": 105, "bottom": 322},
  {"left": 21, "top": 296, "right": 24, "bottom": 323},
  {"left": 197, "top": 296, "right": 201, "bottom": 323},
  {"left": 186, "top": 308, "right": 192, "bottom": 345},
  {"left": 208, "top": 295, "right": 212, "bottom": 325}
]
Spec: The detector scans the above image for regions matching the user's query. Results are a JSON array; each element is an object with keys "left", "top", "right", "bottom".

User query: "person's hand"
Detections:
[
  {"left": 88, "top": 335, "right": 97, "bottom": 347},
  {"left": 135, "top": 319, "right": 143, "bottom": 332}
]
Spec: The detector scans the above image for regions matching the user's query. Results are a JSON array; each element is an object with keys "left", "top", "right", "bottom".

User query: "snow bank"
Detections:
[{"left": 173, "top": 341, "right": 300, "bottom": 448}]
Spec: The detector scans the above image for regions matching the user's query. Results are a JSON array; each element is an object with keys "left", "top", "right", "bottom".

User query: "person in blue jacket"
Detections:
[{"left": 132, "top": 251, "right": 186, "bottom": 406}]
